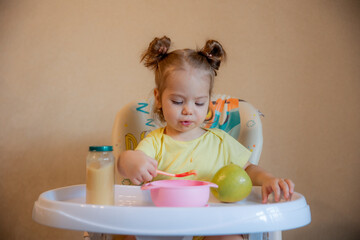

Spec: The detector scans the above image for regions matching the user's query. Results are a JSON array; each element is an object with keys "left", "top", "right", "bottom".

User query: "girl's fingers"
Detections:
[
  {"left": 132, "top": 178, "right": 142, "bottom": 185},
  {"left": 285, "top": 179, "right": 295, "bottom": 200},
  {"left": 285, "top": 179, "right": 295, "bottom": 194},
  {"left": 279, "top": 179, "right": 290, "bottom": 199},
  {"left": 262, "top": 186, "right": 274, "bottom": 203},
  {"left": 149, "top": 158, "right": 158, "bottom": 168},
  {"left": 143, "top": 171, "right": 154, "bottom": 182},
  {"left": 262, "top": 178, "right": 295, "bottom": 203},
  {"left": 262, "top": 186, "right": 269, "bottom": 203},
  {"left": 272, "top": 182, "right": 281, "bottom": 202},
  {"left": 148, "top": 163, "right": 157, "bottom": 177},
  {"left": 147, "top": 158, "right": 158, "bottom": 177}
]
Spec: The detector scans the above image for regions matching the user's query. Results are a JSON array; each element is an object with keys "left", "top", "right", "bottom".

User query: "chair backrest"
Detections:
[{"left": 112, "top": 94, "right": 263, "bottom": 185}]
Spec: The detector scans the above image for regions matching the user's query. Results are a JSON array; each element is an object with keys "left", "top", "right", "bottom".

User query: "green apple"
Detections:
[{"left": 211, "top": 164, "right": 252, "bottom": 202}]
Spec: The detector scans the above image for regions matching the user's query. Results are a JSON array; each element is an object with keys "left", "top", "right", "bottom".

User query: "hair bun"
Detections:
[
  {"left": 141, "top": 36, "right": 171, "bottom": 69},
  {"left": 199, "top": 40, "right": 226, "bottom": 71}
]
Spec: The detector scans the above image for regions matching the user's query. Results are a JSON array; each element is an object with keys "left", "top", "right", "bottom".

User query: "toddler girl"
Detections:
[{"left": 118, "top": 36, "right": 294, "bottom": 240}]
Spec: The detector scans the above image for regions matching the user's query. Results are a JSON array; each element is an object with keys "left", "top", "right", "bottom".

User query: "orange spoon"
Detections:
[{"left": 156, "top": 169, "right": 197, "bottom": 178}]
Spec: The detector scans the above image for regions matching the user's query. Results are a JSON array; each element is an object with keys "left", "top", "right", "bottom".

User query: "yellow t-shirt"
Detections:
[{"left": 136, "top": 127, "right": 251, "bottom": 181}]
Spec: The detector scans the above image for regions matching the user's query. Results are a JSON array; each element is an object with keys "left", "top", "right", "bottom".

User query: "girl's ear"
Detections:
[{"left": 154, "top": 88, "right": 161, "bottom": 108}]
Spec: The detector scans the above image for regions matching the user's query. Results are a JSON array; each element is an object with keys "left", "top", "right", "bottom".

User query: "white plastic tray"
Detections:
[{"left": 33, "top": 185, "right": 311, "bottom": 237}]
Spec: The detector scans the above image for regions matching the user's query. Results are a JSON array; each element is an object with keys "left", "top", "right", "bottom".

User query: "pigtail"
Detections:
[
  {"left": 199, "top": 40, "right": 226, "bottom": 75},
  {"left": 141, "top": 36, "right": 171, "bottom": 69}
]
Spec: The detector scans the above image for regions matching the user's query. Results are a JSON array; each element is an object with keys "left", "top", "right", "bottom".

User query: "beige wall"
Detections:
[{"left": 1, "top": 0, "right": 359, "bottom": 239}]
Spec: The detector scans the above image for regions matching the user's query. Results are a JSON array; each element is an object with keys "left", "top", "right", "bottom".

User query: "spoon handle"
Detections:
[{"left": 156, "top": 170, "right": 197, "bottom": 177}]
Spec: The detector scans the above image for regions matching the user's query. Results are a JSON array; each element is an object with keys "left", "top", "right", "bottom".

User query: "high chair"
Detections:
[
  {"left": 32, "top": 96, "right": 311, "bottom": 240},
  {"left": 111, "top": 94, "right": 281, "bottom": 240}
]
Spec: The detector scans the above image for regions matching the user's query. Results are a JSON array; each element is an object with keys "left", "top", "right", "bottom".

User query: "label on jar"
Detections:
[{"left": 86, "top": 161, "right": 115, "bottom": 205}]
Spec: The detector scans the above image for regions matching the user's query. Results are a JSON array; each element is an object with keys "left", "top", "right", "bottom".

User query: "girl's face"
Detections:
[{"left": 155, "top": 67, "right": 210, "bottom": 141}]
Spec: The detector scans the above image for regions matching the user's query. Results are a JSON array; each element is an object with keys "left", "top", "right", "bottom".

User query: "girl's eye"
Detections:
[
  {"left": 172, "top": 100, "right": 183, "bottom": 105},
  {"left": 195, "top": 102, "right": 205, "bottom": 106}
]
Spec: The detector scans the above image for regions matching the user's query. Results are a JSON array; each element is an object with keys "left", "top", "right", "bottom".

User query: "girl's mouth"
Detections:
[{"left": 180, "top": 121, "right": 192, "bottom": 126}]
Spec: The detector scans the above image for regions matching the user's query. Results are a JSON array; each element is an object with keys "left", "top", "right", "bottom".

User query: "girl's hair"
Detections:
[{"left": 141, "top": 36, "right": 226, "bottom": 122}]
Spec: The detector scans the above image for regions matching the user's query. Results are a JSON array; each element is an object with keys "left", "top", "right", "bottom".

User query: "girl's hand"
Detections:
[
  {"left": 118, "top": 150, "right": 158, "bottom": 185},
  {"left": 261, "top": 177, "right": 295, "bottom": 203},
  {"left": 244, "top": 163, "right": 295, "bottom": 204}
]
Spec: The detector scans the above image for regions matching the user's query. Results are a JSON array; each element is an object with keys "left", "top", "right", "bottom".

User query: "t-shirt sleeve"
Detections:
[
  {"left": 135, "top": 131, "right": 157, "bottom": 159},
  {"left": 223, "top": 133, "right": 252, "bottom": 167}
]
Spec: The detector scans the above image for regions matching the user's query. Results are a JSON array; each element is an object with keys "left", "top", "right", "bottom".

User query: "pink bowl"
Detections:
[{"left": 141, "top": 180, "right": 218, "bottom": 207}]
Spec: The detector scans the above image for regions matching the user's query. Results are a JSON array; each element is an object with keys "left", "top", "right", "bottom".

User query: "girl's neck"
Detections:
[{"left": 164, "top": 127, "right": 206, "bottom": 142}]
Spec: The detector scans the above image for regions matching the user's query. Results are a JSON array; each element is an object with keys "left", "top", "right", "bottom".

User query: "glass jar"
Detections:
[{"left": 86, "top": 146, "right": 115, "bottom": 205}]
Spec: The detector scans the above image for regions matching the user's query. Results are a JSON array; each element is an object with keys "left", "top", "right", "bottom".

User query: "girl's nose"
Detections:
[{"left": 182, "top": 105, "right": 193, "bottom": 115}]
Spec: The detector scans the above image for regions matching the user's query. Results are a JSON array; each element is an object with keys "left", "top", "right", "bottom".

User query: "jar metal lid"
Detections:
[{"left": 89, "top": 146, "right": 113, "bottom": 152}]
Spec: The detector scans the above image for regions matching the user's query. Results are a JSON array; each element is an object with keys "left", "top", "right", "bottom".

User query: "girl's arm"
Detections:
[
  {"left": 244, "top": 162, "right": 295, "bottom": 203},
  {"left": 117, "top": 150, "right": 158, "bottom": 185}
]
